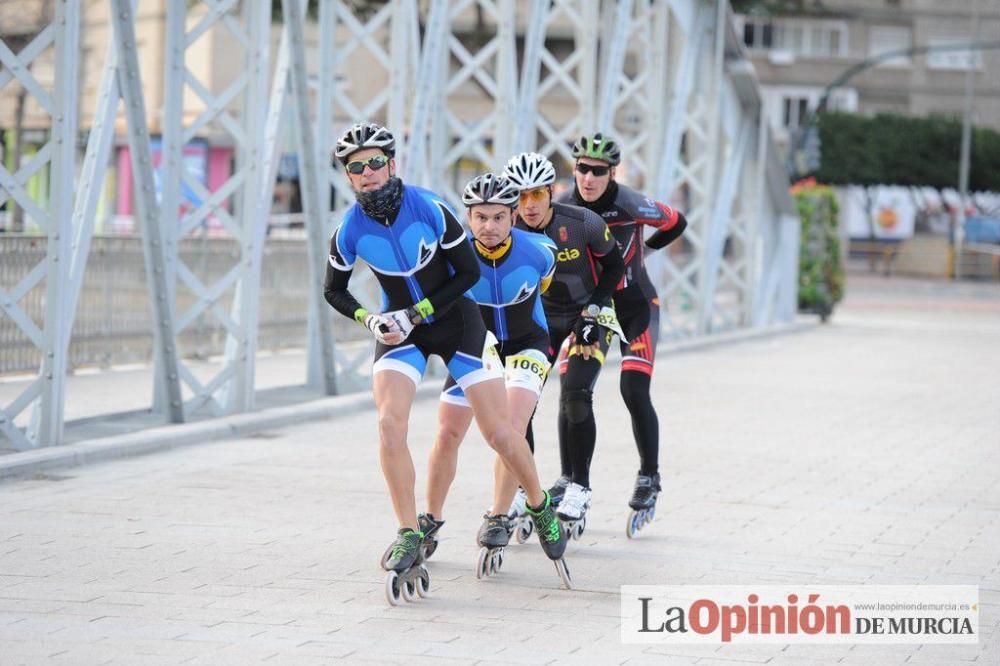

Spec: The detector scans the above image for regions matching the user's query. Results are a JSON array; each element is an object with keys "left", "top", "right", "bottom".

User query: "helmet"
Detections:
[
  {"left": 462, "top": 173, "right": 519, "bottom": 208},
  {"left": 334, "top": 122, "right": 395, "bottom": 163},
  {"left": 571, "top": 132, "right": 621, "bottom": 166},
  {"left": 502, "top": 152, "right": 556, "bottom": 190}
]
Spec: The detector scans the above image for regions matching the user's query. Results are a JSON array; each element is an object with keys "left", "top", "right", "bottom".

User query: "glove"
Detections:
[
  {"left": 573, "top": 311, "right": 600, "bottom": 346},
  {"left": 363, "top": 313, "right": 403, "bottom": 345},
  {"left": 382, "top": 308, "right": 416, "bottom": 341}
]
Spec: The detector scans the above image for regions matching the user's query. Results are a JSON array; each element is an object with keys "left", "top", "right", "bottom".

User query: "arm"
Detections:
[
  {"left": 409, "top": 203, "right": 480, "bottom": 321},
  {"left": 587, "top": 219, "right": 624, "bottom": 307},
  {"left": 323, "top": 228, "right": 368, "bottom": 322},
  {"left": 642, "top": 203, "right": 688, "bottom": 250}
]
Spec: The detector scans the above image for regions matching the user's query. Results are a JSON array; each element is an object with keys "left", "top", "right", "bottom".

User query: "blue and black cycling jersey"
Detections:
[
  {"left": 466, "top": 228, "right": 556, "bottom": 351},
  {"left": 324, "top": 185, "right": 478, "bottom": 323}
]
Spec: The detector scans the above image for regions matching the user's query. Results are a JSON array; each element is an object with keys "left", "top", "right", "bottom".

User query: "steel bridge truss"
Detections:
[{"left": 0, "top": 0, "right": 796, "bottom": 449}]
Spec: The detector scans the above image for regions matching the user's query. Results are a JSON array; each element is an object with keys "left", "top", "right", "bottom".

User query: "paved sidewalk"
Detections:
[{"left": 1, "top": 273, "right": 998, "bottom": 664}]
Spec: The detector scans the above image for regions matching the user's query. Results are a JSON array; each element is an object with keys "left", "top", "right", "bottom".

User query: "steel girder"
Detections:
[
  {"left": 156, "top": 0, "right": 273, "bottom": 416},
  {"left": 0, "top": 1, "right": 80, "bottom": 448},
  {"left": 1, "top": 0, "right": 797, "bottom": 450}
]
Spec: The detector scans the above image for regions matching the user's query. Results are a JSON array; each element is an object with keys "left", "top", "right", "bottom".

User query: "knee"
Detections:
[
  {"left": 560, "top": 388, "right": 593, "bottom": 425},
  {"left": 434, "top": 421, "right": 465, "bottom": 453},
  {"left": 620, "top": 372, "right": 651, "bottom": 406},
  {"left": 483, "top": 423, "right": 517, "bottom": 456},
  {"left": 377, "top": 411, "right": 407, "bottom": 448}
]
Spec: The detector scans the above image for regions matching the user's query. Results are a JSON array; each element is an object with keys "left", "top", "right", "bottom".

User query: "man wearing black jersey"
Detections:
[
  {"left": 558, "top": 132, "right": 687, "bottom": 521},
  {"left": 503, "top": 151, "right": 625, "bottom": 526}
]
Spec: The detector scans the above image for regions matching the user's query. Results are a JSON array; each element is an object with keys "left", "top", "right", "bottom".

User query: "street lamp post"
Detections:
[{"left": 955, "top": 0, "right": 981, "bottom": 281}]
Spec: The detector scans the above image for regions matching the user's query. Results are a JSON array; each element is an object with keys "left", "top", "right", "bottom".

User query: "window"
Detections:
[
  {"left": 764, "top": 86, "right": 859, "bottom": 132},
  {"left": 737, "top": 15, "right": 848, "bottom": 58},
  {"left": 782, "top": 96, "right": 811, "bottom": 129},
  {"left": 740, "top": 16, "right": 774, "bottom": 50},
  {"left": 927, "top": 34, "right": 982, "bottom": 70},
  {"left": 868, "top": 26, "right": 912, "bottom": 67}
]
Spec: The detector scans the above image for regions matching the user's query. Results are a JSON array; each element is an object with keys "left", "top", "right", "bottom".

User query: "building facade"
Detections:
[{"left": 734, "top": 0, "right": 1000, "bottom": 149}]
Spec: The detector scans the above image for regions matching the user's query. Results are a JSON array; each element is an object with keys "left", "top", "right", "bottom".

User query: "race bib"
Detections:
[
  {"left": 504, "top": 348, "right": 550, "bottom": 396},
  {"left": 597, "top": 305, "right": 628, "bottom": 342}
]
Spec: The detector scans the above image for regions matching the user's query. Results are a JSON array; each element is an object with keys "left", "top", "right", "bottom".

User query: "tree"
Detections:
[{"left": 814, "top": 111, "right": 1000, "bottom": 191}]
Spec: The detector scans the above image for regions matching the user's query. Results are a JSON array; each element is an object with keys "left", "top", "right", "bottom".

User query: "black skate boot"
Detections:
[
  {"left": 626, "top": 473, "right": 660, "bottom": 539},
  {"left": 417, "top": 512, "right": 445, "bottom": 560},
  {"left": 381, "top": 528, "right": 430, "bottom": 606},
  {"left": 475, "top": 513, "right": 511, "bottom": 579},
  {"left": 525, "top": 491, "right": 572, "bottom": 589}
]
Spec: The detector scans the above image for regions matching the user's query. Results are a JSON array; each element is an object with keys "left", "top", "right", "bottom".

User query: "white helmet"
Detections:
[
  {"left": 502, "top": 152, "right": 556, "bottom": 190},
  {"left": 334, "top": 122, "right": 395, "bottom": 163},
  {"left": 462, "top": 173, "right": 519, "bottom": 208}
]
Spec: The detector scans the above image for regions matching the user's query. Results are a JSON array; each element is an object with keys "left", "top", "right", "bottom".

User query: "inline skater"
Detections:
[
  {"left": 423, "top": 172, "right": 558, "bottom": 579},
  {"left": 323, "top": 125, "right": 569, "bottom": 602},
  {"left": 557, "top": 133, "right": 687, "bottom": 537},
  {"left": 503, "top": 151, "right": 625, "bottom": 539}
]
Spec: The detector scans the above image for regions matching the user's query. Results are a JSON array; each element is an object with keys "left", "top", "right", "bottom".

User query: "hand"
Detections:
[
  {"left": 572, "top": 308, "right": 601, "bottom": 361},
  {"left": 574, "top": 312, "right": 600, "bottom": 345},
  {"left": 363, "top": 313, "right": 405, "bottom": 345},
  {"left": 572, "top": 339, "right": 599, "bottom": 361}
]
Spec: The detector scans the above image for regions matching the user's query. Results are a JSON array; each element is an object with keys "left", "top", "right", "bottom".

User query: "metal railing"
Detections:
[{"left": 0, "top": 235, "right": 372, "bottom": 376}]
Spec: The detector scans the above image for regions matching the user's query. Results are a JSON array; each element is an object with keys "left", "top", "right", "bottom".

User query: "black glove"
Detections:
[{"left": 574, "top": 312, "right": 600, "bottom": 345}]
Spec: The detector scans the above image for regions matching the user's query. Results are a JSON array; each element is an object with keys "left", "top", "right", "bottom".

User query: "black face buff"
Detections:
[{"left": 356, "top": 176, "right": 403, "bottom": 220}]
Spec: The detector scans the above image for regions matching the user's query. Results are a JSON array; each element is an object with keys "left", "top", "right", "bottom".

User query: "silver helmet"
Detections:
[
  {"left": 462, "top": 172, "right": 520, "bottom": 208},
  {"left": 334, "top": 122, "right": 395, "bottom": 163}
]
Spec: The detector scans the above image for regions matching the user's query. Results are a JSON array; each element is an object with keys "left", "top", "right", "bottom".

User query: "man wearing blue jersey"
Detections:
[
  {"left": 423, "top": 173, "right": 557, "bottom": 554},
  {"left": 323, "top": 125, "right": 567, "bottom": 590}
]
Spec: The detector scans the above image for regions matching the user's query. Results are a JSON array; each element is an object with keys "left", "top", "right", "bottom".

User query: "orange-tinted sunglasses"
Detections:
[{"left": 519, "top": 188, "right": 548, "bottom": 203}]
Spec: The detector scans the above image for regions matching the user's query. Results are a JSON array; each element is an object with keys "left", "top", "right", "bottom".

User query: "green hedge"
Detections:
[
  {"left": 793, "top": 180, "right": 844, "bottom": 320},
  {"left": 815, "top": 111, "right": 1000, "bottom": 190}
]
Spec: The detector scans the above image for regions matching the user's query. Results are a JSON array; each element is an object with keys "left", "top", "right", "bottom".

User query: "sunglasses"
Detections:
[
  {"left": 345, "top": 155, "right": 389, "bottom": 175},
  {"left": 575, "top": 162, "right": 611, "bottom": 176},
  {"left": 519, "top": 188, "right": 549, "bottom": 202}
]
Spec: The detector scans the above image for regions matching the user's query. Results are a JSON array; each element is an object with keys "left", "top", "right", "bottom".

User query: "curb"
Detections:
[{"left": 0, "top": 320, "right": 815, "bottom": 480}]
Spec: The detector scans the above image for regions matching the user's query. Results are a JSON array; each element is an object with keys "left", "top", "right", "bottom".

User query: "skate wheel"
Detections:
[
  {"left": 572, "top": 520, "right": 585, "bottom": 540},
  {"left": 416, "top": 567, "right": 430, "bottom": 598},
  {"left": 476, "top": 547, "right": 490, "bottom": 579},
  {"left": 554, "top": 558, "right": 572, "bottom": 590},
  {"left": 643, "top": 509, "right": 653, "bottom": 526},
  {"left": 422, "top": 539, "right": 438, "bottom": 560},
  {"left": 627, "top": 510, "right": 640, "bottom": 539},
  {"left": 515, "top": 517, "right": 533, "bottom": 544},
  {"left": 402, "top": 577, "right": 417, "bottom": 602},
  {"left": 494, "top": 549, "right": 504, "bottom": 573},
  {"left": 384, "top": 571, "right": 402, "bottom": 606}
]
